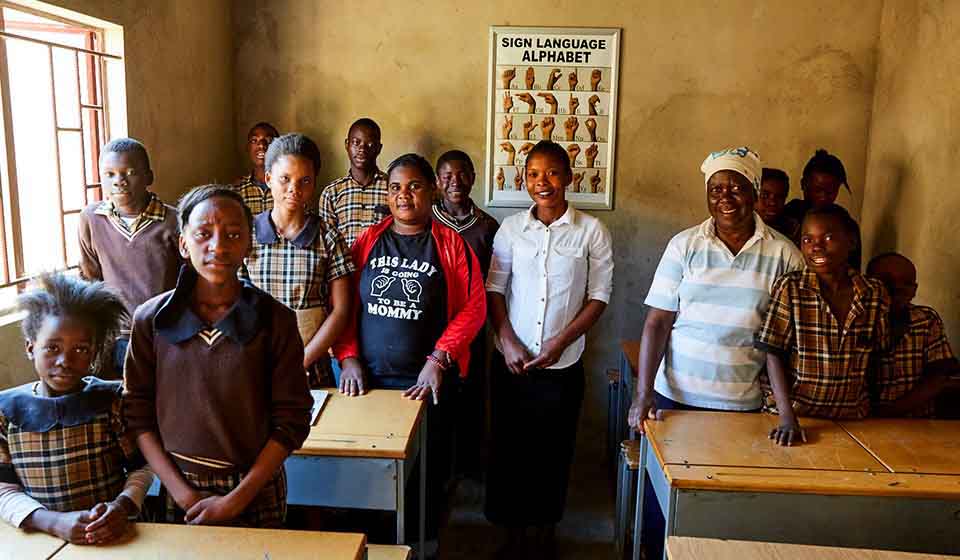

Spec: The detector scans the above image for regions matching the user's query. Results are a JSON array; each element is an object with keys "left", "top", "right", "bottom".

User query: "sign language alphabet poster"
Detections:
[{"left": 485, "top": 26, "right": 620, "bottom": 210}]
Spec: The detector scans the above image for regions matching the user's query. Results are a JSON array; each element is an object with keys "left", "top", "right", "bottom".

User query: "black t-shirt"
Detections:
[{"left": 359, "top": 228, "right": 447, "bottom": 386}]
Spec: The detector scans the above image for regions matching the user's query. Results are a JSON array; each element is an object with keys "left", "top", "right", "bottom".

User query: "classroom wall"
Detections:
[
  {"left": 233, "top": 0, "right": 883, "bottom": 439},
  {"left": 860, "top": 0, "right": 960, "bottom": 348}
]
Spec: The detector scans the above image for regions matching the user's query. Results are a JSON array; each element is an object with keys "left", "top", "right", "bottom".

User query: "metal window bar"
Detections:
[{"left": 0, "top": 13, "right": 116, "bottom": 289}]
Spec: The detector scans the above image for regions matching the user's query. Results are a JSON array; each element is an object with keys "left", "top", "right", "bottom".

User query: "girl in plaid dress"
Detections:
[{"left": 0, "top": 274, "right": 153, "bottom": 544}]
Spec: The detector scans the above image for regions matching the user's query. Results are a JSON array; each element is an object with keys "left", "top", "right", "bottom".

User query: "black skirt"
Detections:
[{"left": 485, "top": 352, "right": 585, "bottom": 526}]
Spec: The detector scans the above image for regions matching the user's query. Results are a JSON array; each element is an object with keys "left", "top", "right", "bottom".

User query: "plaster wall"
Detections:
[
  {"left": 860, "top": 0, "right": 960, "bottom": 348},
  {"left": 233, "top": 0, "right": 883, "bottom": 433}
]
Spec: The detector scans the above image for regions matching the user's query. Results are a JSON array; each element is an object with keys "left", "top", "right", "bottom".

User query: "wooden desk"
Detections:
[
  {"left": 0, "top": 523, "right": 65, "bottom": 560},
  {"left": 368, "top": 544, "right": 412, "bottom": 559},
  {"left": 285, "top": 390, "right": 426, "bottom": 553},
  {"left": 629, "top": 412, "right": 960, "bottom": 560},
  {"left": 622, "top": 340, "right": 640, "bottom": 378},
  {"left": 667, "top": 537, "right": 956, "bottom": 560},
  {"left": 646, "top": 411, "right": 885, "bottom": 472},
  {"left": 839, "top": 419, "right": 960, "bottom": 475},
  {"left": 611, "top": 341, "right": 641, "bottom": 471},
  {"left": 52, "top": 523, "right": 365, "bottom": 559}
]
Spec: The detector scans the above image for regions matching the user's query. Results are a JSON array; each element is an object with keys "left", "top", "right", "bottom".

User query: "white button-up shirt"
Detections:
[{"left": 486, "top": 204, "right": 614, "bottom": 369}]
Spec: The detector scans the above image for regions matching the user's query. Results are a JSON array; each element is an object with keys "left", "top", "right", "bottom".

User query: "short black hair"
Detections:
[
  {"left": 801, "top": 149, "right": 849, "bottom": 192},
  {"left": 247, "top": 121, "right": 279, "bottom": 138},
  {"left": 387, "top": 153, "right": 436, "bottom": 187},
  {"left": 19, "top": 273, "right": 126, "bottom": 370},
  {"left": 525, "top": 140, "right": 571, "bottom": 171},
  {"left": 866, "top": 251, "right": 913, "bottom": 275},
  {"left": 347, "top": 118, "right": 381, "bottom": 140},
  {"left": 761, "top": 168, "right": 790, "bottom": 193},
  {"left": 436, "top": 150, "right": 475, "bottom": 177},
  {"left": 265, "top": 133, "right": 321, "bottom": 175},
  {"left": 177, "top": 184, "right": 253, "bottom": 234},
  {"left": 102, "top": 137, "right": 151, "bottom": 170},
  {"left": 803, "top": 203, "right": 859, "bottom": 239}
]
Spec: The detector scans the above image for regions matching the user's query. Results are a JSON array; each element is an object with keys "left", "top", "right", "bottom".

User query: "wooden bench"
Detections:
[{"left": 667, "top": 536, "right": 957, "bottom": 559}]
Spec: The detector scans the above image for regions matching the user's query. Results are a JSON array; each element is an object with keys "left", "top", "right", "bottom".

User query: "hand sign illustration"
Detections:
[
  {"left": 370, "top": 275, "right": 396, "bottom": 297},
  {"left": 401, "top": 279, "right": 423, "bottom": 303}
]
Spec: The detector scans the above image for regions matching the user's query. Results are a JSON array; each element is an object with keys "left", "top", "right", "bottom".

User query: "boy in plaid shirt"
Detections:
[
  {"left": 756, "top": 205, "right": 889, "bottom": 445},
  {"left": 0, "top": 274, "right": 152, "bottom": 544},
  {"left": 866, "top": 252, "right": 960, "bottom": 417}
]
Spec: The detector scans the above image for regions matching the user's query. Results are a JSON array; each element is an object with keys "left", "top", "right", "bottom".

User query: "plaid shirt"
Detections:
[
  {"left": 755, "top": 268, "right": 890, "bottom": 418},
  {"left": 243, "top": 212, "right": 354, "bottom": 310},
  {"left": 233, "top": 173, "right": 273, "bottom": 216},
  {"left": 319, "top": 170, "right": 389, "bottom": 247},
  {"left": 92, "top": 191, "right": 168, "bottom": 240},
  {"left": 874, "top": 305, "right": 955, "bottom": 417},
  {"left": 0, "top": 380, "right": 143, "bottom": 513}
]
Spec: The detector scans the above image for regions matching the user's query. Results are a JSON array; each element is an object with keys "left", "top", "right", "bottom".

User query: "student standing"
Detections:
[
  {"left": 757, "top": 205, "right": 890, "bottom": 445},
  {"left": 124, "top": 185, "right": 312, "bottom": 527},
  {"left": 0, "top": 274, "right": 152, "bottom": 544},
  {"left": 78, "top": 138, "right": 181, "bottom": 376},
  {"left": 233, "top": 122, "right": 280, "bottom": 215},
  {"left": 757, "top": 168, "right": 800, "bottom": 240},
  {"left": 485, "top": 141, "right": 613, "bottom": 558},
  {"left": 243, "top": 134, "right": 353, "bottom": 387},
  {"left": 319, "top": 118, "right": 390, "bottom": 247}
]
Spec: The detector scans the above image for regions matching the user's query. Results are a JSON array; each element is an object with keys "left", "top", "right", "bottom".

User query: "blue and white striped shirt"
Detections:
[{"left": 646, "top": 215, "right": 804, "bottom": 410}]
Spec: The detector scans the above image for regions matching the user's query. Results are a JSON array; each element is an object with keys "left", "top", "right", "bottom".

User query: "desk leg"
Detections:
[
  {"left": 396, "top": 457, "right": 405, "bottom": 546},
  {"left": 631, "top": 436, "right": 647, "bottom": 560},
  {"left": 661, "top": 486, "right": 677, "bottom": 560},
  {"left": 419, "top": 405, "right": 427, "bottom": 559},
  {"left": 614, "top": 450, "right": 625, "bottom": 556}
]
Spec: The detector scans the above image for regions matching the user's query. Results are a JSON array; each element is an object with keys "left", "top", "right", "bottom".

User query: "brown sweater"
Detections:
[
  {"left": 122, "top": 269, "right": 312, "bottom": 475},
  {"left": 78, "top": 195, "right": 182, "bottom": 332}
]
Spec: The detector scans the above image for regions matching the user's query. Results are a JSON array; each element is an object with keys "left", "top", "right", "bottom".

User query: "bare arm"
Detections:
[
  {"left": 874, "top": 358, "right": 960, "bottom": 417},
  {"left": 303, "top": 276, "right": 351, "bottom": 368},
  {"left": 765, "top": 353, "right": 804, "bottom": 446},
  {"left": 627, "top": 307, "right": 676, "bottom": 433},
  {"left": 488, "top": 291, "right": 532, "bottom": 375},
  {"left": 135, "top": 431, "right": 199, "bottom": 510}
]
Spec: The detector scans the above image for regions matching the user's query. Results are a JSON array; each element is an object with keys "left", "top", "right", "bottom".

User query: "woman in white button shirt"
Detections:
[{"left": 484, "top": 141, "right": 614, "bottom": 557}]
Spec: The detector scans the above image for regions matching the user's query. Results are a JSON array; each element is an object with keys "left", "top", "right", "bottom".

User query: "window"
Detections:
[{"left": 0, "top": 2, "right": 124, "bottom": 307}]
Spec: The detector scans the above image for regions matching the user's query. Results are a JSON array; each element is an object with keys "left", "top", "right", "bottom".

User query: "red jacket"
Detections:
[{"left": 333, "top": 216, "right": 487, "bottom": 377}]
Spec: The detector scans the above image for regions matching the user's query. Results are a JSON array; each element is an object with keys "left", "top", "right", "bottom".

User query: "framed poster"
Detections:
[{"left": 484, "top": 26, "right": 620, "bottom": 210}]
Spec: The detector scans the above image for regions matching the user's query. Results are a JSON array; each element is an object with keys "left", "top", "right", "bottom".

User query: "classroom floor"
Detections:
[{"left": 439, "top": 427, "right": 615, "bottom": 559}]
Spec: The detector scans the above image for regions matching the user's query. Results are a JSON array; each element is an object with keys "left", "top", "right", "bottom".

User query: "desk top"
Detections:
[
  {"left": 667, "top": 537, "right": 956, "bottom": 559},
  {"left": 53, "top": 523, "right": 365, "bottom": 560},
  {"left": 664, "top": 465, "right": 960, "bottom": 499},
  {"left": 297, "top": 389, "right": 425, "bottom": 459},
  {"left": 0, "top": 523, "right": 65, "bottom": 560},
  {"left": 621, "top": 340, "right": 640, "bottom": 376},
  {"left": 644, "top": 411, "right": 885, "bottom": 472},
  {"left": 839, "top": 419, "right": 960, "bottom": 475}
]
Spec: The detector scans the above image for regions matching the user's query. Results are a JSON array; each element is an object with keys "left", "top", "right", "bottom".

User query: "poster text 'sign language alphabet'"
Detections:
[{"left": 501, "top": 36, "right": 608, "bottom": 64}]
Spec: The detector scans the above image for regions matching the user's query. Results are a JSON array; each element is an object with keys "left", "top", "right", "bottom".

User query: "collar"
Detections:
[
  {"left": 521, "top": 203, "right": 575, "bottom": 231},
  {"left": 154, "top": 266, "right": 263, "bottom": 345},
  {"left": 0, "top": 378, "right": 120, "bottom": 432},
  {"left": 696, "top": 212, "right": 770, "bottom": 243},
  {"left": 346, "top": 169, "right": 386, "bottom": 187},
  {"left": 94, "top": 191, "right": 167, "bottom": 222},
  {"left": 242, "top": 172, "right": 268, "bottom": 190},
  {"left": 253, "top": 211, "right": 322, "bottom": 249},
  {"left": 798, "top": 267, "right": 870, "bottom": 298},
  {"left": 432, "top": 201, "right": 478, "bottom": 229}
]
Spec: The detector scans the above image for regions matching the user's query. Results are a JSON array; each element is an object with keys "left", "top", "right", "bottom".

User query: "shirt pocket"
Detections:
[{"left": 549, "top": 243, "right": 587, "bottom": 292}]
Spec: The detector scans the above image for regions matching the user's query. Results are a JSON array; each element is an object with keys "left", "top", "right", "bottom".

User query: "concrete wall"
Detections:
[
  {"left": 233, "top": 0, "right": 883, "bottom": 436},
  {"left": 0, "top": 0, "right": 236, "bottom": 389},
  {"left": 860, "top": 0, "right": 960, "bottom": 348}
]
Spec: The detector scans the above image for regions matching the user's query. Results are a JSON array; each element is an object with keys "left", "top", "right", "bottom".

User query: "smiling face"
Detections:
[
  {"left": 179, "top": 196, "right": 251, "bottom": 285},
  {"left": 758, "top": 177, "right": 788, "bottom": 222},
  {"left": 437, "top": 160, "right": 475, "bottom": 206},
  {"left": 266, "top": 154, "right": 316, "bottom": 215},
  {"left": 345, "top": 124, "right": 382, "bottom": 172},
  {"left": 802, "top": 171, "right": 842, "bottom": 209},
  {"left": 388, "top": 165, "right": 434, "bottom": 229},
  {"left": 100, "top": 150, "right": 153, "bottom": 214},
  {"left": 28, "top": 315, "right": 95, "bottom": 397},
  {"left": 800, "top": 213, "right": 854, "bottom": 275},
  {"left": 525, "top": 151, "right": 571, "bottom": 212},
  {"left": 707, "top": 170, "right": 755, "bottom": 231},
  {"left": 248, "top": 126, "right": 278, "bottom": 171}
]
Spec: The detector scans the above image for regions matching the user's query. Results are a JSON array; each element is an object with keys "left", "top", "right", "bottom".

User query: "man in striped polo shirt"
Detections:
[{"left": 629, "top": 147, "right": 804, "bottom": 430}]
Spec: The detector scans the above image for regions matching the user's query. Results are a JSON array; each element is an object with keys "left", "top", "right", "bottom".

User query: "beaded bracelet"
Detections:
[{"left": 426, "top": 353, "right": 449, "bottom": 370}]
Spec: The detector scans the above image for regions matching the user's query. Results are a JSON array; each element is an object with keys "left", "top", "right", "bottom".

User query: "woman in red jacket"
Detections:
[{"left": 333, "top": 153, "right": 486, "bottom": 545}]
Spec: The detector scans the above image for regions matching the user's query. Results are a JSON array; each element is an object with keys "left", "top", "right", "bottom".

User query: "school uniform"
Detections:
[
  {"left": 233, "top": 173, "right": 273, "bottom": 216},
  {"left": 874, "top": 305, "right": 956, "bottom": 417},
  {"left": 484, "top": 204, "right": 613, "bottom": 526},
  {"left": 123, "top": 267, "right": 312, "bottom": 527},
  {"left": 319, "top": 170, "right": 389, "bottom": 247},
  {"left": 243, "top": 212, "right": 354, "bottom": 385},
  {"left": 755, "top": 269, "right": 890, "bottom": 418},
  {"left": 0, "top": 379, "right": 153, "bottom": 527}
]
